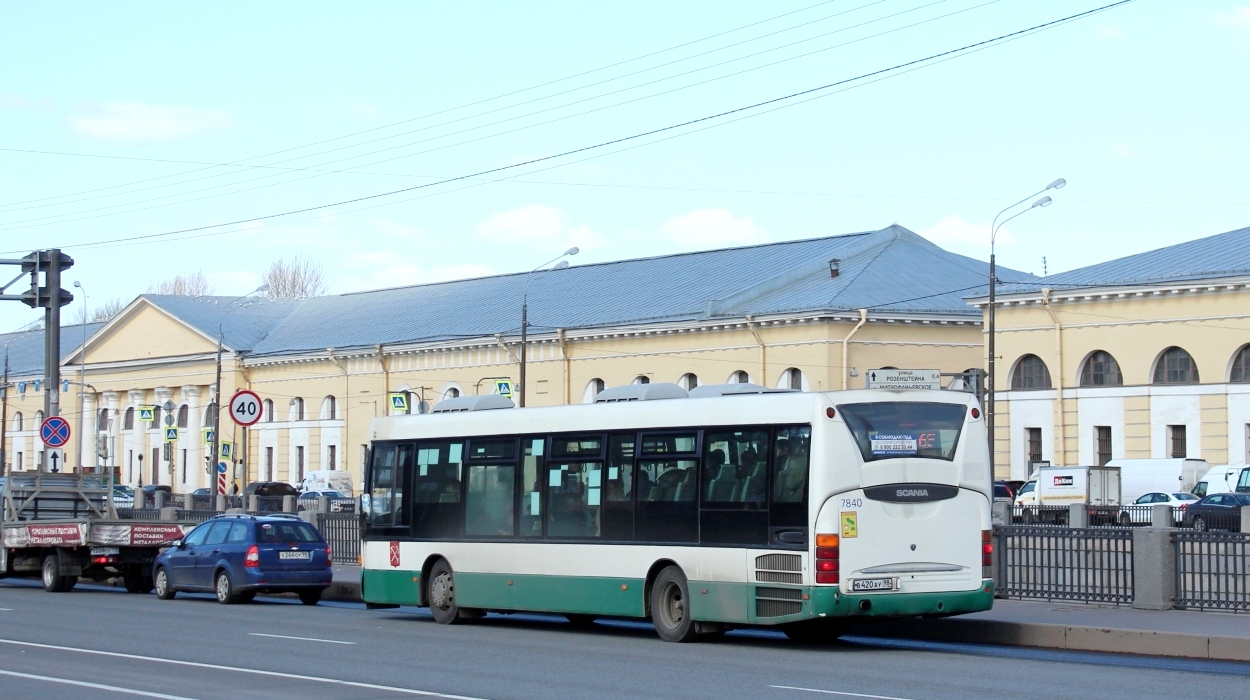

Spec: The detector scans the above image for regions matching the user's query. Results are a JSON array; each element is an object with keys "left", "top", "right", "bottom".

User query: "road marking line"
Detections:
[
  {"left": 0, "top": 638, "right": 490, "bottom": 700},
  {"left": 0, "top": 608, "right": 12, "bottom": 611},
  {"left": 249, "top": 632, "right": 355, "bottom": 645},
  {"left": 770, "top": 685, "right": 916, "bottom": 700},
  {"left": 0, "top": 668, "right": 203, "bottom": 700}
]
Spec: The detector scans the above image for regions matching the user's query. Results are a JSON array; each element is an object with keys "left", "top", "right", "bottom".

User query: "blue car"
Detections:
[{"left": 152, "top": 514, "right": 332, "bottom": 605}]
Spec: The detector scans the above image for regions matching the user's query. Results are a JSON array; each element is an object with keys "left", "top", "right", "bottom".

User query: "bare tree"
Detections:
[
  {"left": 262, "top": 255, "right": 328, "bottom": 299},
  {"left": 73, "top": 298, "right": 127, "bottom": 324},
  {"left": 148, "top": 271, "right": 214, "bottom": 296}
]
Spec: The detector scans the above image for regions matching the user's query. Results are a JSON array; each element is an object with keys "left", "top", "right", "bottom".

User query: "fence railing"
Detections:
[
  {"left": 175, "top": 509, "right": 225, "bottom": 523},
  {"left": 1011, "top": 505, "right": 1071, "bottom": 526},
  {"left": 316, "top": 513, "right": 361, "bottom": 564},
  {"left": 115, "top": 508, "right": 163, "bottom": 521},
  {"left": 1173, "top": 530, "right": 1250, "bottom": 612},
  {"left": 996, "top": 525, "right": 1134, "bottom": 604}
]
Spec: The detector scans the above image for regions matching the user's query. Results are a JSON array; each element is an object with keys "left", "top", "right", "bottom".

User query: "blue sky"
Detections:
[{"left": 1, "top": 1, "right": 1247, "bottom": 332}]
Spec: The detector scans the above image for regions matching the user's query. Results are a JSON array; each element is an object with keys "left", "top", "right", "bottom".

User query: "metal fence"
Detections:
[
  {"left": 1173, "top": 531, "right": 1250, "bottom": 612},
  {"left": 1011, "top": 505, "right": 1071, "bottom": 526},
  {"left": 316, "top": 513, "right": 360, "bottom": 564},
  {"left": 996, "top": 526, "right": 1134, "bottom": 604},
  {"left": 175, "top": 509, "right": 225, "bottom": 523},
  {"left": 115, "top": 508, "right": 163, "bottom": 521}
]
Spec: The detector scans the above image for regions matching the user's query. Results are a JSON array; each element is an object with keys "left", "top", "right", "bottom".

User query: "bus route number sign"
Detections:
[{"left": 228, "top": 390, "right": 263, "bottom": 427}]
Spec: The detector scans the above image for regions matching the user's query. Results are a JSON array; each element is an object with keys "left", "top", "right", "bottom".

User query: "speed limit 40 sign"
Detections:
[{"left": 228, "top": 390, "right": 263, "bottom": 427}]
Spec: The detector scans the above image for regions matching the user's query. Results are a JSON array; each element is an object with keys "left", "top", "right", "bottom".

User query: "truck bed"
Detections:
[{"left": 2, "top": 519, "right": 189, "bottom": 549}]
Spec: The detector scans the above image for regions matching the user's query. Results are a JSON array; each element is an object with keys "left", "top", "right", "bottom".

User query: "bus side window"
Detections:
[
  {"left": 772, "top": 427, "right": 811, "bottom": 504},
  {"left": 520, "top": 437, "right": 545, "bottom": 537},
  {"left": 367, "top": 444, "right": 397, "bottom": 528},
  {"left": 465, "top": 464, "right": 516, "bottom": 538},
  {"left": 547, "top": 462, "right": 602, "bottom": 538},
  {"left": 602, "top": 434, "right": 635, "bottom": 541},
  {"left": 411, "top": 441, "right": 465, "bottom": 539}
]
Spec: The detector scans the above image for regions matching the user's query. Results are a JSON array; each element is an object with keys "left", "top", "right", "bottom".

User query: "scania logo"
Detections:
[
  {"left": 896, "top": 489, "right": 929, "bottom": 498},
  {"left": 863, "top": 483, "right": 959, "bottom": 503}
]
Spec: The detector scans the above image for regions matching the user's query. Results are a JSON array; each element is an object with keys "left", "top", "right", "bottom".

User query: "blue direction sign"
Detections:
[
  {"left": 40, "top": 416, "right": 71, "bottom": 448},
  {"left": 216, "top": 461, "right": 228, "bottom": 474}
]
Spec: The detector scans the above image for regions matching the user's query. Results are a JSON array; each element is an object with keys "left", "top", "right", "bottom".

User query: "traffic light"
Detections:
[{"left": 18, "top": 250, "right": 74, "bottom": 309}]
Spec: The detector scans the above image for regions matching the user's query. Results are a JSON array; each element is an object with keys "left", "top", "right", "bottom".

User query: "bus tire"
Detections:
[
  {"left": 428, "top": 559, "right": 462, "bottom": 625},
  {"left": 782, "top": 620, "right": 847, "bottom": 644},
  {"left": 41, "top": 554, "right": 66, "bottom": 592},
  {"left": 651, "top": 566, "right": 698, "bottom": 643}
]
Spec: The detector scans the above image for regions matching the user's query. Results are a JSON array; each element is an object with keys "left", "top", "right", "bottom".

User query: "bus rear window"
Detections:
[{"left": 837, "top": 402, "right": 966, "bottom": 462}]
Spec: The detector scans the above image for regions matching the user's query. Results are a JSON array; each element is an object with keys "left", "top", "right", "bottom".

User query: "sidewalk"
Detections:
[{"left": 325, "top": 565, "right": 1250, "bottom": 661}]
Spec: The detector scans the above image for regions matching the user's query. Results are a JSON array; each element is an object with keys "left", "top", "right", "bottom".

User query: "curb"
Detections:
[{"left": 855, "top": 617, "right": 1250, "bottom": 662}]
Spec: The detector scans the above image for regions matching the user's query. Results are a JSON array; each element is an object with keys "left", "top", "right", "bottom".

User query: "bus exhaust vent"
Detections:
[
  {"left": 593, "top": 383, "right": 688, "bottom": 403},
  {"left": 755, "top": 553, "right": 803, "bottom": 584},
  {"left": 755, "top": 586, "right": 803, "bottom": 617},
  {"left": 688, "top": 383, "right": 796, "bottom": 398},
  {"left": 430, "top": 395, "right": 516, "bottom": 413}
]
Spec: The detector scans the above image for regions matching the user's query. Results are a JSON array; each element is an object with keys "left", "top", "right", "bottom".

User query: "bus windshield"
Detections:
[{"left": 837, "top": 402, "right": 966, "bottom": 462}]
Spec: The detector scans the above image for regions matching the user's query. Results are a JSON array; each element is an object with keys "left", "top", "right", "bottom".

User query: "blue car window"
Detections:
[
  {"left": 226, "top": 522, "right": 250, "bottom": 543},
  {"left": 202, "top": 521, "right": 230, "bottom": 545},
  {"left": 183, "top": 524, "right": 211, "bottom": 546},
  {"left": 259, "top": 521, "right": 322, "bottom": 543}
]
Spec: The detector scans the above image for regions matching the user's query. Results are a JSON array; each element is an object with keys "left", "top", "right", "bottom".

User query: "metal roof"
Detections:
[
  {"left": 139, "top": 295, "right": 303, "bottom": 351},
  {"left": 994, "top": 225, "right": 1250, "bottom": 294},
  {"left": 242, "top": 225, "right": 1030, "bottom": 357},
  {"left": 1, "top": 322, "right": 105, "bottom": 378}
]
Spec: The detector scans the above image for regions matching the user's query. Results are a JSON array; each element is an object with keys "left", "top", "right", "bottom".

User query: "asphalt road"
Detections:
[{"left": 0, "top": 578, "right": 1247, "bottom": 700}]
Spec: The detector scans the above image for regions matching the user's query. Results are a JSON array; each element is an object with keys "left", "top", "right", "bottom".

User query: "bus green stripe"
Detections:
[
  {"left": 362, "top": 568, "right": 422, "bottom": 606},
  {"left": 455, "top": 572, "right": 646, "bottom": 617}
]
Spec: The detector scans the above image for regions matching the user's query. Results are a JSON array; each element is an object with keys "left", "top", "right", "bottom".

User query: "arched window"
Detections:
[
  {"left": 442, "top": 386, "right": 460, "bottom": 401},
  {"left": 177, "top": 404, "right": 189, "bottom": 428},
  {"left": 263, "top": 399, "right": 274, "bottom": 422},
  {"left": 632, "top": 375, "right": 651, "bottom": 385},
  {"left": 678, "top": 373, "right": 699, "bottom": 390},
  {"left": 97, "top": 408, "right": 111, "bottom": 432},
  {"left": 1153, "top": 347, "right": 1199, "bottom": 384},
  {"left": 1233, "top": 345, "right": 1250, "bottom": 383},
  {"left": 12, "top": 412, "right": 22, "bottom": 432},
  {"left": 1012, "top": 355, "right": 1052, "bottom": 390},
  {"left": 1080, "top": 351, "right": 1123, "bottom": 387},
  {"left": 728, "top": 370, "right": 750, "bottom": 384},
  {"left": 321, "top": 395, "right": 337, "bottom": 420},
  {"left": 289, "top": 397, "right": 305, "bottom": 421},
  {"left": 583, "top": 378, "right": 605, "bottom": 404},
  {"left": 123, "top": 407, "right": 134, "bottom": 430},
  {"left": 203, "top": 403, "right": 217, "bottom": 429},
  {"left": 779, "top": 367, "right": 804, "bottom": 391},
  {"left": 34, "top": 410, "right": 44, "bottom": 425}
]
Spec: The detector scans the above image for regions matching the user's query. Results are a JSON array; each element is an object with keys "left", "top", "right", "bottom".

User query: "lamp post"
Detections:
[
  {"left": 987, "top": 177, "right": 1065, "bottom": 475},
  {"left": 73, "top": 281, "right": 88, "bottom": 471},
  {"left": 210, "top": 284, "right": 268, "bottom": 494},
  {"left": 518, "top": 247, "right": 578, "bottom": 407}
]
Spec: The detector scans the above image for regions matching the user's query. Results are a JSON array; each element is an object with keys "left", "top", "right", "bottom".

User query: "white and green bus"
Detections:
[{"left": 360, "top": 383, "right": 994, "bottom": 642}]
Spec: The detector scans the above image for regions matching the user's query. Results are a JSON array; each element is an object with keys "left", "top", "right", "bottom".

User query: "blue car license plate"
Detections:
[{"left": 278, "top": 551, "right": 311, "bottom": 560}]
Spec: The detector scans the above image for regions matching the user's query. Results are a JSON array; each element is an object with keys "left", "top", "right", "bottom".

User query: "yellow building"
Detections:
[
  {"left": 4, "top": 225, "right": 1021, "bottom": 493},
  {"left": 977, "top": 226, "right": 1250, "bottom": 479}
]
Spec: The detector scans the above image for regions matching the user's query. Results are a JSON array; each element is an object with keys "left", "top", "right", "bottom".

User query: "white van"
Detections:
[
  {"left": 299, "top": 470, "right": 354, "bottom": 498},
  {"left": 1104, "top": 458, "right": 1206, "bottom": 503},
  {"left": 1193, "top": 465, "right": 1247, "bottom": 498}
]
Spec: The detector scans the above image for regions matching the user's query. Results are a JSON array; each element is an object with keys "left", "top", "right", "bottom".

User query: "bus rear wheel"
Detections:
[
  {"left": 428, "top": 559, "right": 463, "bottom": 625},
  {"left": 651, "top": 566, "right": 698, "bottom": 642}
]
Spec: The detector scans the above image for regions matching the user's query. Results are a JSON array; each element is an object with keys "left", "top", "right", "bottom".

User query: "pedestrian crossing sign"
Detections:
[
  {"left": 164, "top": 427, "right": 179, "bottom": 442},
  {"left": 494, "top": 380, "right": 513, "bottom": 398},
  {"left": 220, "top": 441, "right": 232, "bottom": 459},
  {"left": 140, "top": 407, "right": 156, "bottom": 423},
  {"left": 388, "top": 392, "right": 408, "bottom": 412}
]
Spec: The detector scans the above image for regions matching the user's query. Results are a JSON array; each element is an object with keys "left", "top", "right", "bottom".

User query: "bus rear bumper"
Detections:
[{"left": 811, "top": 579, "right": 994, "bottom": 620}]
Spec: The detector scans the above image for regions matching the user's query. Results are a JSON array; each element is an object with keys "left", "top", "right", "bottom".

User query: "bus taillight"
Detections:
[
  {"left": 815, "top": 534, "right": 839, "bottom": 584},
  {"left": 981, "top": 530, "right": 993, "bottom": 567}
]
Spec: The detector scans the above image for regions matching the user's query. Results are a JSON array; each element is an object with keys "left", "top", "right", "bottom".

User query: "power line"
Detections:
[
  {"left": 0, "top": 0, "right": 958, "bottom": 228},
  {"left": 0, "top": 0, "right": 1139, "bottom": 255},
  {"left": 0, "top": 0, "right": 848, "bottom": 212}
]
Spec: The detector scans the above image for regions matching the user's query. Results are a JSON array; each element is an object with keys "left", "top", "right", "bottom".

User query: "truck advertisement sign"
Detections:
[
  {"left": 91, "top": 523, "right": 187, "bottom": 546},
  {"left": 2, "top": 523, "right": 86, "bottom": 548}
]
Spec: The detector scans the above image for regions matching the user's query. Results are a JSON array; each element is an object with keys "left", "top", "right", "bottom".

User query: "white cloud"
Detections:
[
  {"left": 370, "top": 218, "right": 429, "bottom": 243},
  {"left": 658, "top": 208, "right": 768, "bottom": 249},
  {"left": 0, "top": 94, "right": 53, "bottom": 111},
  {"left": 1216, "top": 7, "right": 1250, "bottom": 31},
  {"left": 918, "top": 215, "right": 1012, "bottom": 248},
  {"left": 206, "top": 270, "right": 262, "bottom": 294},
  {"left": 340, "top": 252, "right": 496, "bottom": 292},
  {"left": 473, "top": 204, "right": 605, "bottom": 250},
  {"left": 69, "top": 102, "right": 234, "bottom": 142},
  {"left": 1111, "top": 143, "right": 1135, "bottom": 158}
]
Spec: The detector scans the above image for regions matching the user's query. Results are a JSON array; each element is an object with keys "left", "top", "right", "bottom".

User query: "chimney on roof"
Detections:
[{"left": 828, "top": 259, "right": 840, "bottom": 278}]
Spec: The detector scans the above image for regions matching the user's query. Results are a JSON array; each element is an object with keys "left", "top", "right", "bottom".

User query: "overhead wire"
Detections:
[
  {"left": 0, "top": 0, "right": 853, "bottom": 212},
  {"left": 7, "top": 0, "right": 1138, "bottom": 255},
  {"left": 0, "top": 0, "right": 966, "bottom": 228}
]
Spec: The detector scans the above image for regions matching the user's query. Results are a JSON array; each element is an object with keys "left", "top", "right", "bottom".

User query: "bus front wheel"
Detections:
[
  {"left": 428, "top": 559, "right": 463, "bottom": 625},
  {"left": 651, "top": 566, "right": 698, "bottom": 642}
]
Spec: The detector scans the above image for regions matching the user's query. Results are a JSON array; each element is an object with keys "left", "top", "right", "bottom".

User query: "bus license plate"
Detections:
[
  {"left": 850, "top": 578, "right": 896, "bottom": 592},
  {"left": 279, "top": 551, "right": 311, "bottom": 560},
  {"left": 90, "top": 547, "right": 120, "bottom": 556}
]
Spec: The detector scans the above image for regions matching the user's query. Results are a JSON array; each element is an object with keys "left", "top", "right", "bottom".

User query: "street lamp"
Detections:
[
  {"left": 987, "top": 178, "right": 1064, "bottom": 475},
  {"left": 518, "top": 247, "right": 578, "bottom": 407},
  {"left": 73, "top": 281, "right": 88, "bottom": 471},
  {"left": 210, "top": 284, "right": 269, "bottom": 494}
]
